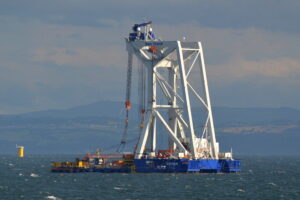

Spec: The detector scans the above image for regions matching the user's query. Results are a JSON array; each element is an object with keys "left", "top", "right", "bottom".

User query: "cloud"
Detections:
[
  {"left": 96, "top": 18, "right": 120, "bottom": 28},
  {"left": 1, "top": 1, "right": 300, "bottom": 113},
  {"left": 156, "top": 24, "right": 300, "bottom": 60},
  {"left": 0, "top": 61, "right": 127, "bottom": 114},
  {"left": 156, "top": 24, "right": 300, "bottom": 80},
  {"left": 1, "top": 0, "right": 300, "bottom": 33},
  {"left": 32, "top": 46, "right": 126, "bottom": 68},
  {"left": 222, "top": 125, "right": 299, "bottom": 134},
  {"left": 209, "top": 57, "right": 300, "bottom": 81}
]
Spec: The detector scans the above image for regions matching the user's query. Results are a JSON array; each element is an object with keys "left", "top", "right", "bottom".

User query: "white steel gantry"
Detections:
[{"left": 125, "top": 23, "right": 219, "bottom": 159}]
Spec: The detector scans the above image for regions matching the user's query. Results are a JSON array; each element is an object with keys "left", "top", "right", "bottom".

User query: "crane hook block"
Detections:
[
  {"left": 125, "top": 101, "right": 131, "bottom": 110},
  {"left": 140, "top": 122, "right": 144, "bottom": 128}
]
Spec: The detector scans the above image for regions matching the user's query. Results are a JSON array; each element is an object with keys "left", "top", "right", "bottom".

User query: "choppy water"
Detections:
[{"left": 0, "top": 155, "right": 299, "bottom": 200}]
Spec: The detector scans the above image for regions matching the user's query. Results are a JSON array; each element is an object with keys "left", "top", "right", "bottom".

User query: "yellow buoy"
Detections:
[{"left": 16, "top": 145, "right": 24, "bottom": 158}]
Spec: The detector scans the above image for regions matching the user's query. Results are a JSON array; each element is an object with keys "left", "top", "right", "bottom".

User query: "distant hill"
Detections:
[
  {"left": 0, "top": 101, "right": 299, "bottom": 155},
  {"left": 213, "top": 107, "right": 300, "bottom": 125},
  {"left": 15, "top": 101, "right": 300, "bottom": 124},
  {"left": 19, "top": 101, "right": 127, "bottom": 118}
]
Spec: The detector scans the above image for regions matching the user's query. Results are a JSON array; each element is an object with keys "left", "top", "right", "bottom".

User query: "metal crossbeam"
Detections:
[{"left": 126, "top": 39, "right": 219, "bottom": 159}]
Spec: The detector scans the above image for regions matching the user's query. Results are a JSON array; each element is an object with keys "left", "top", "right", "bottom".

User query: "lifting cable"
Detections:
[
  {"left": 138, "top": 60, "right": 146, "bottom": 130},
  {"left": 133, "top": 60, "right": 146, "bottom": 153},
  {"left": 117, "top": 53, "right": 133, "bottom": 152},
  {"left": 134, "top": 46, "right": 157, "bottom": 153},
  {"left": 104, "top": 137, "right": 139, "bottom": 153}
]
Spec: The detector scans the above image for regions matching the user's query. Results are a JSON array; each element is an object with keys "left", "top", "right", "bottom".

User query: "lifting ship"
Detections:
[{"left": 51, "top": 22, "right": 241, "bottom": 173}]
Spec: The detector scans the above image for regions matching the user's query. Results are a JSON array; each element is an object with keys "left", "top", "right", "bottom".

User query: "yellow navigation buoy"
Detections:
[{"left": 16, "top": 145, "right": 24, "bottom": 158}]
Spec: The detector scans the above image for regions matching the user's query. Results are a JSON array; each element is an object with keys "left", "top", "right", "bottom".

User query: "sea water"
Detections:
[{"left": 0, "top": 155, "right": 299, "bottom": 200}]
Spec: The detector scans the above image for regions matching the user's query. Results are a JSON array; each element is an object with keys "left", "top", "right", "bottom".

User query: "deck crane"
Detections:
[
  {"left": 125, "top": 22, "right": 222, "bottom": 160},
  {"left": 118, "top": 21, "right": 240, "bottom": 172},
  {"left": 129, "top": 21, "right": 155, "bottom": 41},
  {"left": 117, "top": 21, "right": 155, "bottom": 152}
]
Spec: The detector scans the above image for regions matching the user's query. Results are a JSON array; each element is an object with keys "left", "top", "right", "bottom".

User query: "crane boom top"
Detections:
[
  {"left": 129, "top": 21, "right": 155, "bottom": 41},
  {"left": 132, "top": 21, "right": 152, "bottom": 31}
]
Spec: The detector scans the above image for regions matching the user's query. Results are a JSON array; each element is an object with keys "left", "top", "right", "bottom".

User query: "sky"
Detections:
[{"left": 0, "top": 0, "right": 300, "bottom": 114}]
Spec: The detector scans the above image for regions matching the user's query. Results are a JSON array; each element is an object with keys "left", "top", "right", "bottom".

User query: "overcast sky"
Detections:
[{"left": 0, "top": 0, "right": 300, "bottom": 114}]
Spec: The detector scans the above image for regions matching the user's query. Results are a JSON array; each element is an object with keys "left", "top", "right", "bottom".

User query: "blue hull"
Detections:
[
  {"left": 92, "top": 168, "right": 131, "bottom": 173},
  {"left": 134, "top": 158, "right": 241, "bottom": 173},
  {"left": 52, "top": 159, "right": 241, "bottom": 173}
]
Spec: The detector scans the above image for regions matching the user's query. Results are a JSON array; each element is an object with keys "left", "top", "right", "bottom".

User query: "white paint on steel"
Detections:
[
  {"left": 176, "top": 41, "right": 197, "bottom": 158},
  {"left": 197, "top": 42, "right": 218, "bottom": 159},
  {"left": 155, "top": 111, "right": 187, "bottom": 153},
  {"left": 135, "top": 112, "right": 153, "bottom": 159},
  {"left": 126, "top": 37, "right": 220, "bottom": 159}
]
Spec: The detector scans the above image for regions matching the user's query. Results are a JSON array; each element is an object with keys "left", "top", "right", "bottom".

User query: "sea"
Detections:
[{"left": 0, "top": 155, "right": 299, "bottom": 200}]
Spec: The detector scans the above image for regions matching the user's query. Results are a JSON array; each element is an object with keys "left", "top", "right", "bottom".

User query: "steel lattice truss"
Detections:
[{"left": 126, "top": 40, "right": 219, "bottom": 159}]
